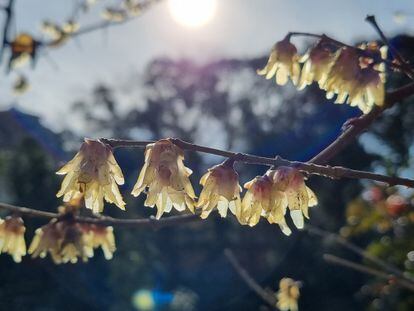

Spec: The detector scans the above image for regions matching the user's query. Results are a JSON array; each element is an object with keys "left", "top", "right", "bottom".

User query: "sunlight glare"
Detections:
[{"left": 168, "top": 0, "right": 217, "bottom": 28}]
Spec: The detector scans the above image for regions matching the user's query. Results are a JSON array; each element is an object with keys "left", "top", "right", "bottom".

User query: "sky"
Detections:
[{"left": 0, "top": 0, "right": 413, "bottom": 133}]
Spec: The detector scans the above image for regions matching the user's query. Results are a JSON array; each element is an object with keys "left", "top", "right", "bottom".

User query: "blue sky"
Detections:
[{"left": 0, "top": 0, "right": 413, "bottom": 132}]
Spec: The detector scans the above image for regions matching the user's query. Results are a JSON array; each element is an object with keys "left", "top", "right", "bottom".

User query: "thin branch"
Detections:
[
  {"left": 0, "top": 0, "right": 14, "bottom": 62},
  {"left": 310, "top": 81, "right": 414, "bottom": 164},
  {"left": 323, "top": 254, "right": 414, "bottom": 292},
  {"left": 365, "top": 15, "right": 414, "bottom": 79},
  {"left": 39, "top": 0, "right": 162, "bottom": 48},
  {"left": 0, "top": 202, "right": 200, "bottom": 229},
  {"left": 100, "top": 138, "right": 414, "bottom": 188},
  {"left": 306, "top": 225, "right": 414, "bottom": 284},
  {"left": 224, "top": 249, "right": 278, "bottom": 309}
]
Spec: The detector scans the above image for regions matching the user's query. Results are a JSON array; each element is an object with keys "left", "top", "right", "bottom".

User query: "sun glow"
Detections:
[{"left": 168, "top": 0, "right": 217, "bottom": 28}]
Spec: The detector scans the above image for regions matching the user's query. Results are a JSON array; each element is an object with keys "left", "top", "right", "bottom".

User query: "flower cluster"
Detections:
[
  {"left": 276, "top": 278, "right": 301, "bottom": 311},
  {"left": 55, "top": 140, "right": 317, "bottom": 235},
  {"left": 28, "top": 217, "right": 116, "bottom": 264},
  {"left": 0, "top": 216, "right": 26, "bottom": 263},
  {"left": 259, "top": 36, "right": 387, "bottom": 113},
  {"left": 56, "top": 138, "right": 126, "bottom": 214},
  {"left": 241, "top": 167, "right": 317, "bottom": 235},
  {"left": 41, "top": 20, "right": 79, "bottom": 48}
]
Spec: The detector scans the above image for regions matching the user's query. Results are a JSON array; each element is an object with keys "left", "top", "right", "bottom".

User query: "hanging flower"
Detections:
[
  {"left": 123, "top": 0, "right": 143, "bottom": 16},
  {"left": 197, "top": 161, "right": 242, "bottom": 221},
  {"left": 241, "top": 175, "right": 273, "bottom": 226},
  {"left": 131, "top": 139, "right": 196, "bottom": 219},
  {"left": 267, "top": 167, "right": 317, "bottom": 230},
  {"left": 298, "top": 39, "right": 337, "bottom": 90},
  {"left": 62, "top": 20, "right": 80, "bottom": 34},
  {"left": 0, "top": 216, "right": 26, "bottom": 263},
  {"left": 323, "top": 46, "right": 386, "bottom": 113},
  {"left": 324, "top": 47, "right": 360, "bottom": 102},
  {"left": 28, "top": 219, "right": 63, "bottom": 263},
  {"left": 29, "top": 219, "right": 90, "bottom": 264},
  {"left": 82, "top": 224, "right": 116, "bottom": 260},
  {"left": 9, "top": 33, "right": 36, "bottom": 69},
  {"left": 276, "top": 278, "right": 301, "bottom": 311},
  {"left": 59, "top": 222, "right": 89, "bottom": 264},
  {"left": 257, "top": 36, "right": 300, "bottom": 86},
  {"left": 101, "top": 7, "right": 128, "bottom": 22},
  {"left": 56, "top": 138, "right": 126, "bottom": 214},
  {"left": 347, "top": 66, "right": 385, "bottom": 113}
]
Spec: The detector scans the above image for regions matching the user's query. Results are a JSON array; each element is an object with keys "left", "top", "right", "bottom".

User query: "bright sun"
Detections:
[{"left": 168, "top": 0, "right": 217, "bottom": 28}]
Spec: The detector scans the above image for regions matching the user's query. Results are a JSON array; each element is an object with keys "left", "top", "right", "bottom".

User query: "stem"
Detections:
[
  {"left": 324, "top": 254, "right": 414, "bottom": 292},
  {"left": 306, "top": 225, "right": 414, "bottom": 283},
  {"left": 0, "top": 202, "right": 200, "bottom": 229},
  {"left": 224, "top": 249, "right": 278, "bottom": 309},
  {"left": 309, "top": 81, "right": 414, "bottom": 164},
  {"left": 0, "top": 0, "right": 14, "bottom": 62},
  {"left": 100, "top": 138, "right": 414, "bottom": 188},
  {"left": 365, "top": 15, "right": 414, "bottom": 79}
]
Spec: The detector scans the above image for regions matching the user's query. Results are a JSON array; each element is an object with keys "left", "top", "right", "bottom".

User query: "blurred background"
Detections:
[{"left": 1, "top": 0, "right": 414, "bottom": 310}]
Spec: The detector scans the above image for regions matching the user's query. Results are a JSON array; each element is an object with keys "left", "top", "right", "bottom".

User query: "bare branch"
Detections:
[
  {"left": 0, "top": 202, "right": 200, "bottom": 229},
  {"left": 100, "top": 138, "right": 414, "bottom": 188},
  {"left": 224, "top": 249, "right": 278, "bottom": 309},
  {"left": 306, "top": 225, "right": 414, "bottom": 284},
  {"left": 365, "top": 15, "right": 414, "bottom": 79},
  {"left": 310, "top": 81, "right": 414, "bottom": 164},
  {"left": 0, "top": 0, "right": 14, "bottom": 62},
  {"left": 323, "top": 254, "right": 414, "bottom": 292}
]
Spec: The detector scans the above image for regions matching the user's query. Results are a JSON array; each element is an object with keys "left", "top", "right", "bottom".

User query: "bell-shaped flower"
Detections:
[
  {"left": 347, "top": 66, "right": 385, "bottom": 113},
  {"left": 298, "top": 39, "right": 336, "bottom": 90},
  {"left": 241, "top": 175, "right": 274, "bottom": 226},
  {"left": 0, "top": 216, "right": 26, "bottom": 263},
  {"left": 268, "top": 167, "right": 317, "bottom": 230},
  {"left": 56, "top": 138, "right": 126, "bottom": 214},
  {"left": 28, "top": 219, "right": 63, "bottom": 263},
  {"left": 258, "top": 36, "right": 300, "bottom": 86},
  {"left": 324, "top": 47, "right": 360, "bottom": 102},
  {"left": 131, "top": 139, "right": 196, "bottom": 219},
  {"left": 59, "top": 222, "right": 89, "bottom": 264},
  {"left": 276, "top": 278, "right": 301, "bottom": 311},
  {"left": 197, "top": 161, "right": 242, "bottom": 220},
  {"left": 83, "top": 224, "right": 116, "bottom": 260}
]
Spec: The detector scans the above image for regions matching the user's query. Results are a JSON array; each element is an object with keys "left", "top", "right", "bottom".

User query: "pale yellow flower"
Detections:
[
  {"left": 0, "top": 216, "right": 26, "bottom": 263},
  {"left": 29, "top": 220, "right": 90, "bottom": 264},
  {"left": 56, "top": 138, "right": 126, "bottom": 214},
  {"left": 276, "top": 278, "right": 301, "bottom": 311},
  {"left": 59, "top": 222, "right": 89, "bottom": 264},
  {"left": 123, "top": 0, "right": 143, "bottom": 16},
  {"left": 101, "top": 7, "right": 128, "bottom": 22},
  {"left": 324, "top": 46, "right": 386, "bottom": 113},
  {"left": 267, "top": 167, "right": 317, "bottom": 230},
  {"left": 258, "top": 36, "right": 300, "bottom": 86},
  {"left": 29, "top": 219, "right": 63, "bottom": 263},
  {"left": 197, "top": 162, "right": 242, "bottom": 221},
  {"left": 324, "top": 47, "right": 360, "bottom": 102},
  {"left": 298, "top": 39, "right": 336, "bottom": 90},
  {"left": 62, "top": 20, "right": 80, "bottom": 34},
  {"left": 132, "top": 139, "right": 196, "bottom": 219},
  {"left": 242, "top": 175, "right": 274, "bottom": 226},
  {"left": 347, "top": 66, "right": 385, "bottom": 113},
  {"left": 82, "top": 224, "right": 116, "bottom": 260}
]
